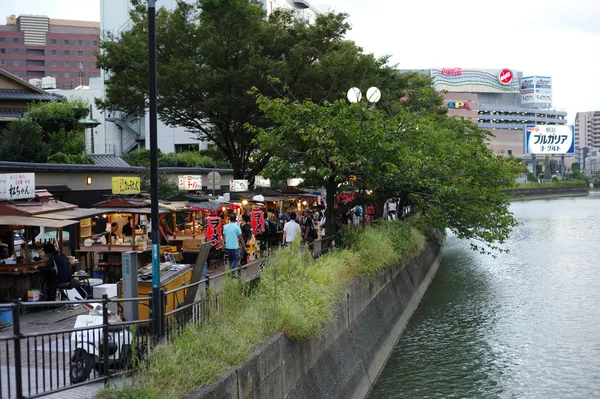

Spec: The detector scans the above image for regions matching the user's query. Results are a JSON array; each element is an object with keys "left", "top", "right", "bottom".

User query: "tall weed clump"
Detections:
[{"left": 98, "top": 221, "right": 425, "bottom": 399}]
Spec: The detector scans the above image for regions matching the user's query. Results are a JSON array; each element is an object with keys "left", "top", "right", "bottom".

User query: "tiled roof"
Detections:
[
  {"left": 0, "top": 89, "right": 63, "bottom": 101},
  {"left": 0, "top": 108, "right": 26, "bottom": 118},
  {"left": 88, "top": 154, "right": 131, "bottom": 168}
]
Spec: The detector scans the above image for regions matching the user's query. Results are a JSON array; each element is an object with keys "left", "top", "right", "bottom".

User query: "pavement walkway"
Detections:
[{"left": 0, "top": 258, "right": 264, "bottom": 398}]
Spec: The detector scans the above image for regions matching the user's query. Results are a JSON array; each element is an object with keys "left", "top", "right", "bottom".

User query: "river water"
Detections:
[{"left": 368, "top": 194, "right": 600, "bottom": 399}]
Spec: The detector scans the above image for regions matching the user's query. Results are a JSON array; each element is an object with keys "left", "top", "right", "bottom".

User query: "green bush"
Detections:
[{"left": 100, "top": 221, "right": 425, "bottom": 399}]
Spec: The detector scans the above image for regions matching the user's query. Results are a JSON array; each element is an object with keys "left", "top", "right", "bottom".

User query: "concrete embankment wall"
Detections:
[
  {"left": 506, "top": 185, "right": 588, "bottom": 200},
  {"left": 189, "top": 231, "right": 445, "bottom": 399}
]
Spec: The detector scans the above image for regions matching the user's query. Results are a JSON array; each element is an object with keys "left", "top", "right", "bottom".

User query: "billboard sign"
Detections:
[
  {"left": 229, "top": 179, "right": 249, "bottom": 192},
  {"left": 254, "top": 176, "right": 271, "bottom": 187},
  {"left": 0, "top": 173, "right": 35, "bottom": 201},
  {"left": 178, "top": 175, "right": 202, "bottom": 191},
  {"left": 111, "top": 177, "right": 141, "bottom": 194},
  {"left": 524, "top": 125, "right": 574, "bottom": 154},
  {"left": 521, "top": 76, "right": 552, "bottom": 106}
]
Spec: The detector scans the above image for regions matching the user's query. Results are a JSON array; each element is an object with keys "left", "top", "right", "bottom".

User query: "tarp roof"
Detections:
[
  {"left": 0, "top": 189, "right": 77, "bottom": 216},
  {"left": 0, "top": 215, "right": 79, "bottom": 229},
  {"left": 34, "top": 208, "right": 106, "bottom": 220}
]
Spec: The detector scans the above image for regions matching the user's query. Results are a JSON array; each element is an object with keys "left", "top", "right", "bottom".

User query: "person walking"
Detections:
[{"left": 222, "top": 214, "right": 244, "bottom": 272}]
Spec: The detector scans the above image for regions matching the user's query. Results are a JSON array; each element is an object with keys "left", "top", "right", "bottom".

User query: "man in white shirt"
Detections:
[{"left": 282, "top": 212, "right": 302, "bottom": 246}]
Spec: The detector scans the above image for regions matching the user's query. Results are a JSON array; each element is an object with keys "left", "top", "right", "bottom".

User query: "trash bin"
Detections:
[{"left": 0, "top": 308, "right": 13, "bottom": 327}]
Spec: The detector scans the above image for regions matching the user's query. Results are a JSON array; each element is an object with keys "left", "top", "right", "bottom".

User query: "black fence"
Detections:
[{"left": 0, "top": 260, "right": 263, "bottom": 399}]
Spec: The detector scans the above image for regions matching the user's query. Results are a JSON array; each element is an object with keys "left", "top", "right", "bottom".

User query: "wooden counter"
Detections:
[{"left": 0, "top": 261, "right": 44, "bottom": 302}]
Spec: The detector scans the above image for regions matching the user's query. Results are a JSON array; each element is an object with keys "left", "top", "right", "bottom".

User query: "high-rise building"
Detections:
[
  {"left": 574, "top": 111, "right": 600, "bottom": 149},
  {"left": 0, "top": 15, "right": 100, "bottom": 90}
]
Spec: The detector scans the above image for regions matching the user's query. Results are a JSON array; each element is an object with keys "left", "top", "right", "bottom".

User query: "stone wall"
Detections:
[
  {"left": 506, "top": 185, "right": 589, "bottom": 200},
  {"left": 189, "top": 231, "right": 445, "bottom": 399}
]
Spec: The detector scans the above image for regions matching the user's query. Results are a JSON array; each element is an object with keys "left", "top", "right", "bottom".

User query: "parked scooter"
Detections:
[{"left": 70, "top": 303, "right": 133, "bottom": 383}]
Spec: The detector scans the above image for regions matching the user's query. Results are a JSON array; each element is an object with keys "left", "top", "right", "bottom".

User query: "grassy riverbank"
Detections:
[{"left": 98, "top": 221, "right": 425, "bottom": 399}]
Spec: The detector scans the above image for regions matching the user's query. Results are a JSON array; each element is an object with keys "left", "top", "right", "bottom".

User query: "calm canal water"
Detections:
[{"left": 369, "top": 194, "right": 600, "bottom": 399}]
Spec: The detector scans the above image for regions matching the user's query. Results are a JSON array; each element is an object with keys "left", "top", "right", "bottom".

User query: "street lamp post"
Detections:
[{"left": 147, "top": 0, "right": 162, "bottom": 339}]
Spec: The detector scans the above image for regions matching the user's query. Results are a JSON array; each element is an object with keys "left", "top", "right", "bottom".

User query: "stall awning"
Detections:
[
  {"left": 0, "top": 215, "right": 79, "bottom": 229},
  {"left": 95, "top": 207, "right": 169, "bottom": 215},
  {"left": 34, "top": 208, "right": 106, "bottom": 220}
]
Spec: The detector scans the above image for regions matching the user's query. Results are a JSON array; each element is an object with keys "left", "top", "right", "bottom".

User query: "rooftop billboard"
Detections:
[
  {"left": 521, "top": 76, "right": 552, "bottom": 107},
  {"left": 430, "top": 68, "right": 520, "bottom": 93},
  {"left": 524, "top": 125, "right": 574, "bottom": 155}
]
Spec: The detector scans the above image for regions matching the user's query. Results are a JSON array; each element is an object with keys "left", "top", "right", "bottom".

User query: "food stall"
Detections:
[
  {"left": 75, "top": 194, "right": 158, "bottom": 283},
  {"left": 0, "top": 179, "right": 86, "bottom": 302}
]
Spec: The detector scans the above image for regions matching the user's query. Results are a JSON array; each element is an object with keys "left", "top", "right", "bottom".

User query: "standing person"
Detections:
[
  {"left": 159, "top": 214, "right": 174, "bottom": 244},
  {"left": 240, "top": 214, "right": 252, "bottom": 265},
  {"left": 388, "top": 198, "right": 397, "bottom": 220},
  {"left": 36, "top": 243, "right": 71, "bottom": 301},
  {"left": 121, "top": 217, "right": 133, "bottom": 237},
  {"left": 302, "top": 209, "right": 316, "bottom": 253},
  {"left": 352, "top": 204, "right": 363, "bottom": 228},
  {"left": 366, "top": 203, "right": 376, "bottom": 226},
  {"left": 109, "top": 222, "right": 119, "bottom": 239},
  {"left": 282, "top": 212, "right": 301, "bottom": 246},
  {"left": 222, "top": 214, "right": 244, "bottom": 271},
  {"left": 318, "top": 209, "right": 326, "bottom": 239}
]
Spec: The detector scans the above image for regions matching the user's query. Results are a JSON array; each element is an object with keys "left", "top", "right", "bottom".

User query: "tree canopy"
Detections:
[
  {"left": 0, "top": 99, "right": 92, "bottom": 164},
  {"left": 253, "top": 90, "right": 520, "bottom": 254},
  {"left": 96, "top": 0, "right": 425, "bottom": 178}
]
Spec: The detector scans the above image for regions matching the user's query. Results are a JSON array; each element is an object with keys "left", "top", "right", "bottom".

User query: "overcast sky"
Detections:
[{"left": 4, "top": 0, "right": 600, "bottom": 123}]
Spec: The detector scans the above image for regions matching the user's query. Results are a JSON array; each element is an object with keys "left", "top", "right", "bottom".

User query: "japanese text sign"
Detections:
[
  {"left": 525, "top": 125, "right": 574, "bottom": 154},
  {"left": 178, "top": 175, "right": 202, "bottom": 191},
  {"left": 111, "top": 177, "right": 141, "bottom": 194},
  {"left": 250, "top": 210, "right": 266, "bottom": 235},
  {"left": 0, "top": 173, "right": 35, "bottom": 201},
  {"left": 205, "top": 216, "right": 223, "bottom": 248},
  {"left": 229, "top": 179, "right": 249, "bottom": 192}
]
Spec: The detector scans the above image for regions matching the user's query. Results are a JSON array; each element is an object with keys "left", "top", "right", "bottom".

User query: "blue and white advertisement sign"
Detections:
[{"left": 524, "top": 125, "right": 574, "bottom": 154}]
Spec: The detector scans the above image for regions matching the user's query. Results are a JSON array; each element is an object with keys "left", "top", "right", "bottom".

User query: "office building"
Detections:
[{"left": 0, "top": 14, "right": 100, "bottom": 90}]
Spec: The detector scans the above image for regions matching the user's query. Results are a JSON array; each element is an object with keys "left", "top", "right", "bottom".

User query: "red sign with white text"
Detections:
[
  {"left": 205, "top": 216, "right": 223, "bottom": 248},
  {"left": 498, "top": 69, "right": 514, "bottom": 85},
  {"left": 250, "top": 210, "right": 266, "bottom": 236}
]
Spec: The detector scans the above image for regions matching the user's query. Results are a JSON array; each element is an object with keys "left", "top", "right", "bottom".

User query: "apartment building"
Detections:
[{"left": 0, "top": 14, "right": 100, "bottom": 90}]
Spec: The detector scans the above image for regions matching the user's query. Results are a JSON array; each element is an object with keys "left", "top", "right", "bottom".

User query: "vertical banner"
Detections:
[
  {"left": 205, "top": 216, "right": 223, "bottom": 247},
  {"left": 250, "top": 210, "right": 266, "bottom": 236}
]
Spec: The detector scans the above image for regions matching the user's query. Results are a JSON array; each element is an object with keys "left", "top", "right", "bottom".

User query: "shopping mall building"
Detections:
[{"left": 403, "top": 68, "right": 570, "bottom": 165}]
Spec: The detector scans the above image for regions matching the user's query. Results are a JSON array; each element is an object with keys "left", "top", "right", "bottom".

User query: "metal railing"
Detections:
[{"left": 0, "top": 295, "right": 152, "bottom": 399}]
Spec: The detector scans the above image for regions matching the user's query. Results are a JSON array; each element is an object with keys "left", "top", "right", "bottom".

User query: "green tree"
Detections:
[
  {"left": 254, "top": 92, "right": 519, "bottom": 254},
  {"left": 96, "top": 0, "right": 421, "bottom": 178},
  {"left": 140, "top": 170, "right": 179, "bottom": 200},
  {"left": 0, "top": 119, "right": 50, "bottom": 163}
]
